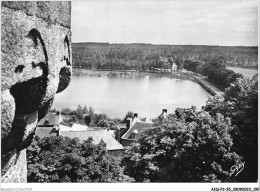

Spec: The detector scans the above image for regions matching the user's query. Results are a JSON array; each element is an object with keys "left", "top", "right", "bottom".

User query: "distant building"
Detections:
[
  {"left": 153, "top": 67, "right": 172, "bottom": 73},
  {"left": 171, "top": 62, "right": 177, "bottom": 73},
  {"left": 121, "top": 113, "right": 153, "bottom": 147},
  {"left": 140, "top": 117, "right": 153, "bottom": 123},
  {"left": 158, "top": 109, "right": 168, "bottom": 119},
  {"left": 60, "top": 129, "right": 123, "bottom": 155}
]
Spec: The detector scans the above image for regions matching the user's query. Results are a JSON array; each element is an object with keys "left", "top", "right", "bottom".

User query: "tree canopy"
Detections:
[
  {"left": 122, "top": 107, "right": 242, "bottom": 182},
  {"left": 184, "top": 60, "right": 243, "bottom": 90},
  {"left": 72, "top": 43, "right": 257, "bottom": 71},
  {"left": 27, "top": 136, "right": 134, "bottom": 182},
  {"left": 203, "top": 74, "right": 258, "bottom": 182}
]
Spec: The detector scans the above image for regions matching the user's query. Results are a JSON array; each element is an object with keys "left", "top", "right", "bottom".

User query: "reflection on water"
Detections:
[{"left": 52, "top": 74, "right": 210, "bottom": 118}]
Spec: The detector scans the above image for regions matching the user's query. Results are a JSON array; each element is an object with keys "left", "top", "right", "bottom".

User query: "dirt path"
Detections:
[
  {"left": 197, "top": 76, "right": 224, "bottom": 97},
  {"left": 184, "top": 71, "right": 224, "bottom": 97}
]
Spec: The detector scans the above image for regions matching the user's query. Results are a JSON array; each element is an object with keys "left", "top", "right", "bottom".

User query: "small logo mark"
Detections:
[{"left": 230, "top": 161, "right": 245, "bottom": 177}]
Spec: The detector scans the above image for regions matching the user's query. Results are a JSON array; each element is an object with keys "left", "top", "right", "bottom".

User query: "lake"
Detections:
[
  {"left": 52, "top": 72, "right": 210, "bottom": 119},
  {"left": 227, "top": 67, "right": 258, "bottom": 79}
]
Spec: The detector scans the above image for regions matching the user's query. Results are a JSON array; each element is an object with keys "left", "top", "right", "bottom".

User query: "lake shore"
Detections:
[
  {"left": 226, "top": 65, "right": 258, "bottom": 70},
  {"left": 71, "top": 68, "right": 224, "bottom": 97},
  {"left": 226, "top": 66, "right": 258, "bottom": 79},
  {"left": 72, "top": 68, "right": 225, "bottom": 95},
  {"left": 52, "top": 69, "right": 210, "bottom": 118},
  {"left": 72, "top": 68, "right": 195, "bottom": 81}
]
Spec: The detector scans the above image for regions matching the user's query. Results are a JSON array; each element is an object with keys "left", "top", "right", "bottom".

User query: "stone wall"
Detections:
[
  {"left": 1, "top": 1, "right": 72, "bottom": 182},
  {"left": 1, "top": 149, "right": 27, "bottom": 183}
]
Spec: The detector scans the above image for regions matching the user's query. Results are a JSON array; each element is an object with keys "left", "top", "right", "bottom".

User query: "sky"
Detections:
[{"left": 71, "top": 0, "right": 258, "bottom": 46}]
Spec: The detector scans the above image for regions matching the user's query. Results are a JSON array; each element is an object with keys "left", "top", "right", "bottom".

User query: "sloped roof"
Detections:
[
  {"left": 71, "top": 123, "right": 89, "bottom": 131},
  {"left": 108, "top": 130, "right": 115, "bottom": 136},
  {"left": 158, "top": 113, "right": 167, "bottom": 119},
  {"left": 35, "top": 127, "right": 58, "bottom": 138},
  {"left": 140, "top": 117, "right": 153, "bottom": 123},
  {"left": 122, "top": 121, "right": 152, "bottom": 139},
  {"left": 59, "top": 124, "right": 72, "bottom": 132},
  {"left": 38, "top": 112, "right": 59, "bottom": 126},
  {"left": 60, "top": 130, "right": 123, "bottom": 151},
  {"left": 59, "top": 124, "right": 89, "bottom": 132}
]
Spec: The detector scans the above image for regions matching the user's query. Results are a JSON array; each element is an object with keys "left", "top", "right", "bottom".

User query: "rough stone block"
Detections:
[
  {"left": 1, "top": 90, "right": 15, "bottom": 139},
  {"left": 1, "top": 149, "right": 27, "bottom": 183},
  {"left": 1, "top": 1, "right": 71, "bottom": 28},
  {"left": 1, "top": 1, "right": 72, "bottom": 183}
]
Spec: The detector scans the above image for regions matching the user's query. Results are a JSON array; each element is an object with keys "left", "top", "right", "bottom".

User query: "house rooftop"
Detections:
[
  {"left": 60, "top": 130, "right": 123, "bottom": 151},
  {"left": 71, "top": 123, "right": 89, "bottom": 131},
  {"left": 59, "top": 124, "right": 72, "bottom": 132},
  {"left": 122, "top": 121, "right": 152, "bottom": 139},
  {"left": 140, "top": 117, "right": 153, "bottom": 123}
]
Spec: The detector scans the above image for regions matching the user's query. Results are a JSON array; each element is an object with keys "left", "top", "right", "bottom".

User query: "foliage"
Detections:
[
  {"left": 175, "top": 57, "right": 184, "bottom": 70},
  {"left": 123, "top": 111, "right": 134, "bottom": 123},
  {"left": 122, "top": 107, "right": 242, "bottom": 182},
  {"left": 61, "top": 108, "right": 76, "bottom": 115},
  {"left": 96, "top": 119, "right": 117, "bottom": 129},
  {"left": 85, "top": 106, "right": 95, "bottom": 125},
  {"left": 60, "top": 105, "right": 119, "bottom": 128},
  {"left": 72, "top": 43, "right": 258, "bottom": 71},
  {"left": 83, "top": 105, "right": 88, "bottom": 114},
  {"left": 203, "top": 74, "right": 258, "bottom": 182},
  {"left": 96, "top": 119, "right": 110, "bottom": 128},
  {"left": 183, "top": 60, "right": 243, "bottom": 90},
  {"left": 88, "top": 106, "right": 95, "bottom": 115},
  {"left": 76, "top": 105, "right": 84, "bottom": 119},
  {"left": 27, "top": 136, "right": 134, "bottom": 182}
]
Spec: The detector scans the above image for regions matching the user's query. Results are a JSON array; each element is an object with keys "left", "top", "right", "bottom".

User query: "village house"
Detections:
[
  {"left": 120, "top": 110, "right": 168, "bottom": 147},
  {"left": 36, "top": 114, "right": 123, "bottom": 155},
  {"left": 36, "top": 111, "right": 90, "bottom": 138},
  {"left": 36, "top": 109, "right": 168, "bottom": 152},
  {"left": 59, "top": 129, "right": 123, "bottom": 155},
  {"left": 120, "top": 113, "right": 153, "bottom": 146},
  {"left": 151, "top": 56, "right": 178, "bottom": 74}
]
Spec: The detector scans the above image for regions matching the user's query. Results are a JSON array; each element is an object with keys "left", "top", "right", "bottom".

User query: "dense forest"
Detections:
[{"left": 72, "top": 43, "right": 258, "bottom": 70}]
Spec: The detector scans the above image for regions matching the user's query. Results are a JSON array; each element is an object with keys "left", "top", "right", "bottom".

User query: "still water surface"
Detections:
[
  {"left": 227, "top": 67, "right": 258, "bottom": 79},
  {"left": 52, "top": 74, "right": 210, "bottom": 118}
]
